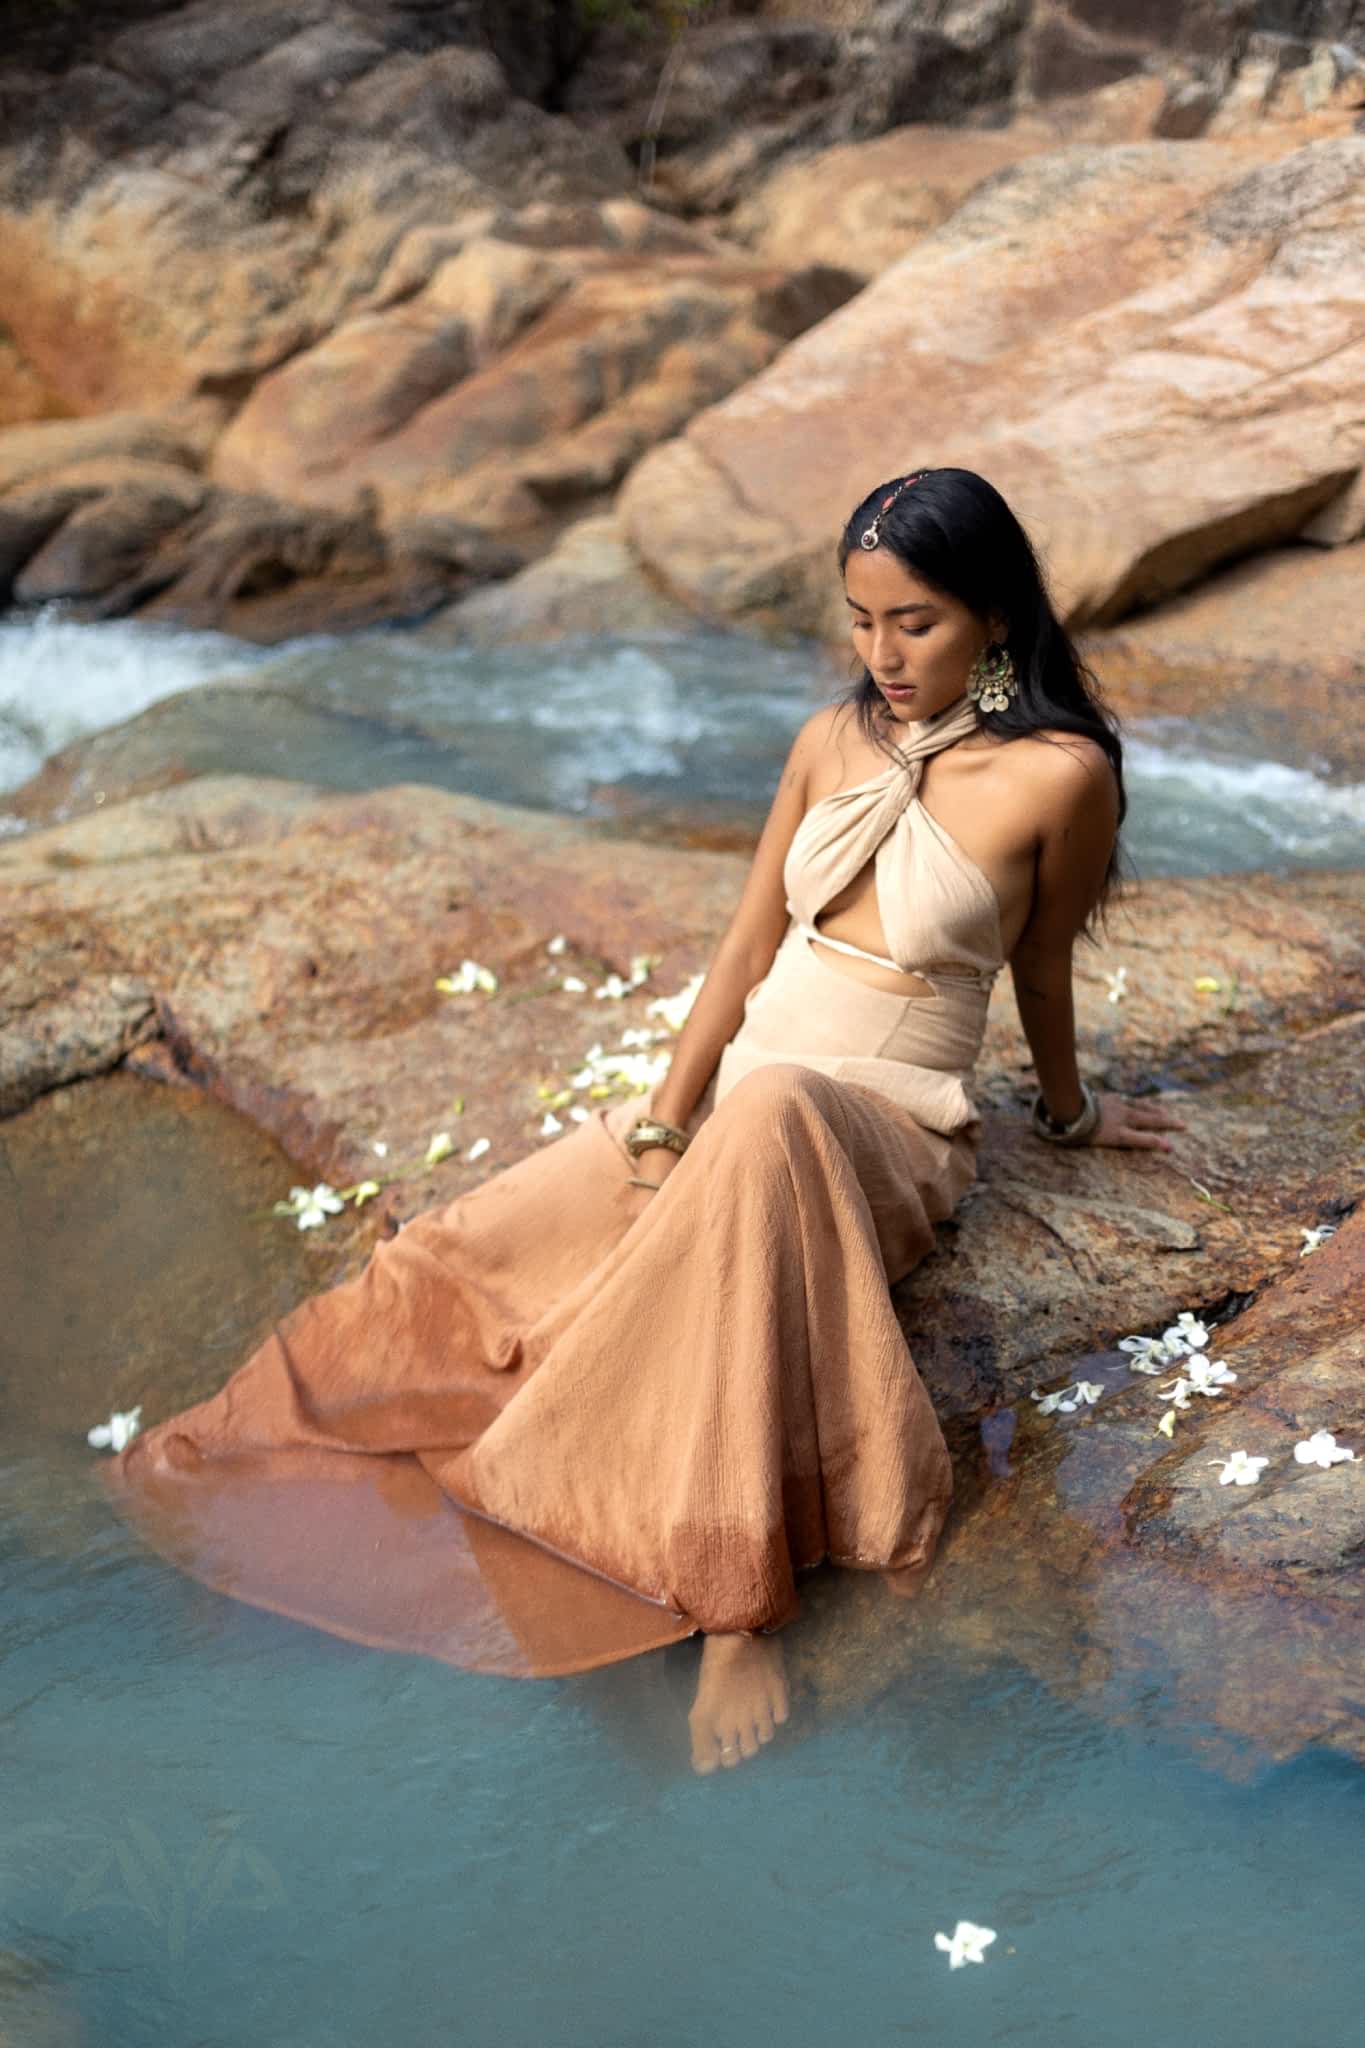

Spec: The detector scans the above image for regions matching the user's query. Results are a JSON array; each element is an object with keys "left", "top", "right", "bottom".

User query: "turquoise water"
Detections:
[
  {"left": 4, "top": 1076, "right": 1365, "bottom": 2046},
  {"left": 3, "top": 614, "right": 1363, "bottom": 875},
  {"left": 4, "top": 1524, "right": 1364, "bottom": 2048}
]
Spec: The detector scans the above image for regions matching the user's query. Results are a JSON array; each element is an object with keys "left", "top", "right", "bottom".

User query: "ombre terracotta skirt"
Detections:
[{"left": 100, "top": 936, "right": 979, "bottom": 1678}]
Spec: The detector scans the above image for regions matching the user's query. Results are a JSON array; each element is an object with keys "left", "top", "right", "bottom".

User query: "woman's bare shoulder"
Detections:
[{"left": 1008, "top": 728, "right": 1116, "bottom": 801}]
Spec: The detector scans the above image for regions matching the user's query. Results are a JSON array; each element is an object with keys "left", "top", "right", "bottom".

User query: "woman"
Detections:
[{"left": 99, "top": 467, "right": 1183, "bottom": 1775}]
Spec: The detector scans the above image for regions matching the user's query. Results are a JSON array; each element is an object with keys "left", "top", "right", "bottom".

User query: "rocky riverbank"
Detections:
[
  {"left": 2, "top": 773, "right": 1361, "bottom": 1761},
  {"left": 0, "top": 0, "right": 1360, "bottom": 737}
]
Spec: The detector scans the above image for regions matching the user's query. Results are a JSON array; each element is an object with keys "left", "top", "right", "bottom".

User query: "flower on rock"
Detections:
[
  {"left": 934, "top": 1921, "right": 997, "bottom": 1969},
  {"left": 1119, "top": 1310, "right": 1210, "bottom": 1374},
  {"left": 561, "top": 976, "right": 588, "bottom": 993},
  {"left": 1163, "top": 1313, "right": 1210, "bottom": 1356},
  {"left": 1208, "top": 1451, "right": 1269, "bottom": 1487},
  {"left": 1293, "top": 1431, "right": 1356, "bottom": 1469},
  {"left": 1160, "top": 1378, "right": 1193, "bottom": 1409},
  {"left": 646, "top": 973, "right": 705, "bottom": 1034},
  {"left": 1193, "top": 975, "right": 1222, "bottom": 994},
  {"left": 466, "top": 1138, "right": 490, "bottom": 1161},
  {"left": 87, "top": 1405, "right": 143, "bottom": 1452},
  {"left": 425, "top": 1132, "right": 454, "bottom": 1166},
  {"left": 1156, "top": 1409, "right": 1177, "bottom": 1439},
  {"left": 546, "top": 934, "right": 567, "bottom": 956},
  {"left": 1032, "top": 1379, "right": 1103, "bottom": 1417},
  {"left": 539, "top": 1112, "right": 563, "bottom": 1137},
  {"left": 1183, "top": 1356, "right": 1237, "bottom": 1396},
  {"left": 1299, "top": 1225, "right": 1337, "bottom": 1257},
  {"left": 351, "top": 1180, "right": 382, "bottom": 1208},
  {"left": 435, "top": 959, "right": 498, "bottom": 995},
  {"left": 276, "top": 1183, "right": 345, "bottom": 1230}
]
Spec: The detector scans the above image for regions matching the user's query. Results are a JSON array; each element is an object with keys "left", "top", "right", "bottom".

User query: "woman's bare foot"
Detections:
[{"left": 688, "top": 1631, "right": 789, "bottom": 1775}]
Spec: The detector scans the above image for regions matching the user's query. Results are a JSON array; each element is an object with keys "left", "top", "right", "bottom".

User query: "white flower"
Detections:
[
  {"left": 934, "top": 1921, "right": 997, "bottom": 1969},
  {"left": 629, "top": 952, "right": 659, "bottom": 984},
  {"left": 1183, "top": 1356, "right": 1237, "bottom": 1397},
  {"left": 293, "top": 1183, "right": 344, "bottom": 1229},
  {"left": 1293, "top": 1431, "right": 1356, "bottom": 1469},
  {"left": 466, "top": 1138, "right": 490, "bottom": 1161},
  {"left": 568, "top": 1106, "right": 590, "bottom": 1123},
  {"left": 1156, "top": 1409, "right": 1177, "bottom": 1439},
  {"left": 1032, "top": 1379, "right": 1102, "bottom": 1416},
  {"left": 87, "top": 1405, "right": 143, "bottom": 1452},
  {"left": 1299, "top": 1225, "right": 1336, "bottom": 1256},
  {"left": 425, "top": 1132, "right": 453, "bottom": 1166},
  {"left": 1161, "top": 1313, "right": 1210, "bottom": 1357},
  {"left": 1160, "top": 1377, "right": 1193, "bottom": 1409},
  {"left": 561, "top": 976, "right": 588, "bottom": 993},
  {"left": 546, "top": 934, "right": 567, "bottom": 955},
  {"left": 1104, "top": 965, "right": 1127, "bottom": 1004},
  {"left": 1208, "top": 1451, "right": 1269, "bottom": 1487},
  {"left": 372, "top": 1141, "right": 388, "bottom": 1158},
  {"left": 435, "top": 959, "right": 498, "bottom": 995},
  {"left": 539, "top": 1112, "right": 563, "bottom": 1137},
  {"left": 594, "top": 973, "right": 633, "bottom": 1001},
  {"left": 645, "top": 973, "right": 705, "bottom": 1033},
  {"left": 1118, "top": 1334, "right": 1170, "bottom": 1374}
]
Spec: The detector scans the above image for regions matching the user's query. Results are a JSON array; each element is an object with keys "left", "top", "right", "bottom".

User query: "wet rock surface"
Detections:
[{"left": 2, "top": 773, "right": 1362, "bottom": 1768}]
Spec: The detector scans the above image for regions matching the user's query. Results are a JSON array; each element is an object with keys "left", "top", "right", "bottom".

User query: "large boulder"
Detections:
[{"left": 620, "top": 128, "right": 1365, "bottom": 638}]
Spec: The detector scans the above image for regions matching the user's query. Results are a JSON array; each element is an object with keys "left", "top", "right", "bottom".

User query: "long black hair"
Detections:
[{"left": 837, "top": 466, "right": 1127, "bottom": 929}]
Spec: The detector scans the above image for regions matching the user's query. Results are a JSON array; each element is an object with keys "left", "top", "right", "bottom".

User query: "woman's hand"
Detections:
[
  {"left": 1088, "top": 1091, "right": 1186, "bottom": 1153},
  {"left": 626, "top": 1143, "right": 685, "bottom": 1192}
]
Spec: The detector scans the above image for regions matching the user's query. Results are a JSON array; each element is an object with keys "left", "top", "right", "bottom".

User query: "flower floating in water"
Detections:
[
  {"left": 1104, "top": 965, "right": 1127, "bottom": 1004},
  {"left": 274, "top": 1183, "right": 345, "bottom": 1230},
  {"left": 466, "top": 1138, "right": 490, "bottom": 1161},
  {"left": 425, "top": 1132, "right": 454, "bottom": 1166},
  {"left": 1293, "top": 1431, "right": 1356, "bottom": 1469},
  {"left": 1299, "top": 1225, "right": 1337, "bottom": 1257},
  {"left": 934, "top": 1921, "right": 997, "bottom": 1969},
  {"left": 435, "top": 959, "right": 499, "bottom": 995},
  {"left": 1193, "top": 975, "right": 1222, "bottom": 994},
  {"left": 1208, "top": 1450, "right": 1269, "bottom": 1487},
  {"left": 1032, "top": 1379, "right": 1104, "bottom": 1417},
  {"left": 87, "top": 1405, "right": 143, "bottom": 1452}
]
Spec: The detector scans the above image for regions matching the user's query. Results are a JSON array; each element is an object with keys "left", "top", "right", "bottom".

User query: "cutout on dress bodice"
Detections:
[{"left": 809, "top": 853, "right": 937, "bottom": 998}]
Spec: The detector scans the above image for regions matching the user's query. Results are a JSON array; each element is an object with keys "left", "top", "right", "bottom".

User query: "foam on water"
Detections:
[{"left": 1, "top": 613, "right": 1361, "bottom": 874}]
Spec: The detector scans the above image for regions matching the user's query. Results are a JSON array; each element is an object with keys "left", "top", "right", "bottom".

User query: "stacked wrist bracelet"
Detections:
[
  {"left": 623, "top": 1116, "right": 691, "bottom": 1189},
  {"left": 1030, "top": 1080, "right": 1101, "bottom": 1146}
]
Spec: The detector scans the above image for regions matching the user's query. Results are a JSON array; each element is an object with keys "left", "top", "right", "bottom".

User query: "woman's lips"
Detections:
[{"left": 881, "top": 682, "right": 916, "bottom": 696}]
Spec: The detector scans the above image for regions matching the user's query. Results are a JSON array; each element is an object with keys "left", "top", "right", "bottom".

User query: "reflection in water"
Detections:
[{"left": 5, "top": 1072, "right": 1365, "bottom": 2043}]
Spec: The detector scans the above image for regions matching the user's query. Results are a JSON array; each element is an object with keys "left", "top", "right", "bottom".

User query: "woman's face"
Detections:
[{"left": 843, "top": 546, "right": 1004, "bottom": 727}]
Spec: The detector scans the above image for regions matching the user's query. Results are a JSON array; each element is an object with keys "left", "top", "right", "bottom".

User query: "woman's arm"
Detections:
[
  {"left": 1008, "top": 739, "right": 1183, "bottom": 1153},
  {"left": 640, "top": 707, "right": 837, "bottom": 1148}
]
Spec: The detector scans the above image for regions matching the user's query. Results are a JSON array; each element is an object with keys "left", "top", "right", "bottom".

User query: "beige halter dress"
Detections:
[{"left": 100, "top": 696, "right": 1006, "bottom": 1680}]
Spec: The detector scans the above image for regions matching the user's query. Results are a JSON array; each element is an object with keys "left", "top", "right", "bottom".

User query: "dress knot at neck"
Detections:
[{"left": 879, "top": 694, "right": 981, "bottom": 801}]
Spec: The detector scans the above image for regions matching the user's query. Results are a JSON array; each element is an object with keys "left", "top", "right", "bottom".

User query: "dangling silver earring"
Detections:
[{"left": 967, "top": 642, "right": 1017, "bottom": 714}]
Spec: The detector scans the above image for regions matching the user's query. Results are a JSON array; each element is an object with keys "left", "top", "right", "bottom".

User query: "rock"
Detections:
[
  {"left": 1, "top": 771, "right": 1361, "bottom": 1763},
  {"left": 0, "top": 415, "right": 202, "bottom": 498},
  {"left": 426, "top": 510, "right": 697, "bottom": 643},
  {"left": 212, "top": 227, "right": 858, "bottom": 539},
  {"left": 1083, "top": 536, "right": 1365, "bottom": 778},
  {"left": 620, "top": 128, "right": 1365, "bottom": 642},
  {"left": 12, "top": 463, "right": 207, "bottom": 602}
]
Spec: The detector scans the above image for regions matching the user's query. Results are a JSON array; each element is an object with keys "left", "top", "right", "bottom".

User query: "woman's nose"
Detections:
[{"left": 871, "top": 626, "right": 902, "bottom": 671}]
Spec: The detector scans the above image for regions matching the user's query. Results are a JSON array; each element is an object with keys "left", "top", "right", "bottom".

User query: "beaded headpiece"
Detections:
[{"left": 859, "top": 471, "right": 927, "bottom": 551}]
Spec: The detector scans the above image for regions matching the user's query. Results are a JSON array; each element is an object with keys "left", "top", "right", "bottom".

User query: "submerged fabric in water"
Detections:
[{"left": 101, "top": 700, "right": 1002, "bottom": 1677}]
